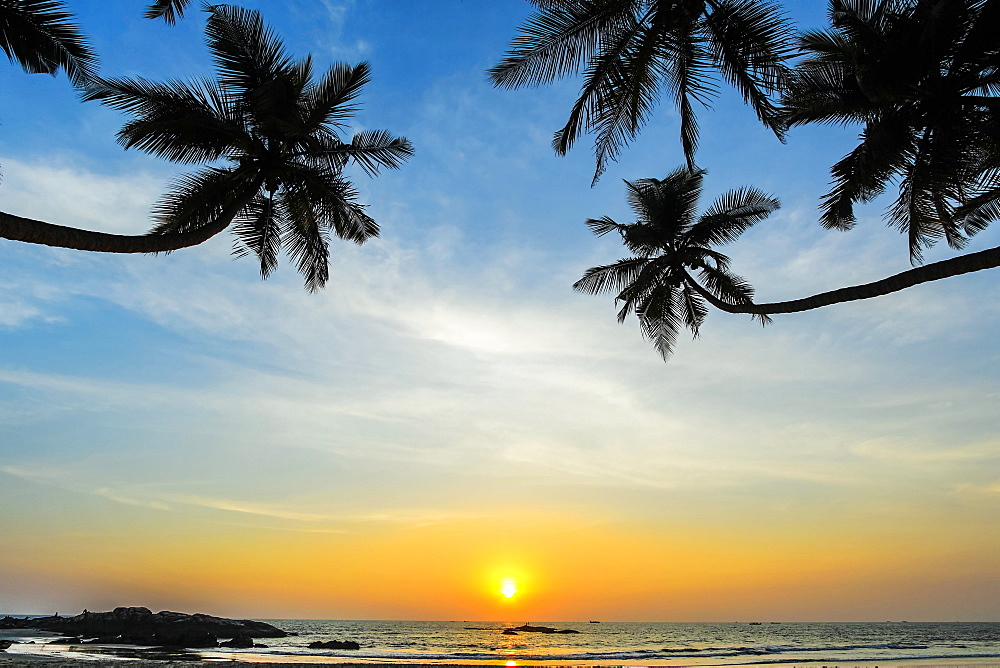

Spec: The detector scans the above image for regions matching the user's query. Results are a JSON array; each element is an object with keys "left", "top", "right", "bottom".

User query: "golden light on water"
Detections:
[{"left": 500, "top": 577, "right": 518, "bottom": 598}]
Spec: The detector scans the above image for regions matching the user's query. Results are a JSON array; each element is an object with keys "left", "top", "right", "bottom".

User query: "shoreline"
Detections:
[{"left": 4, "top": 654, "right": 1000, "bottom": 668}]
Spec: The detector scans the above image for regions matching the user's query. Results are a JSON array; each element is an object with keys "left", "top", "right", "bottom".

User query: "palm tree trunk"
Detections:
[
  {"left": 0, "top": 175, "right": 263, "bottom": 254},
  {"left": 687, "top": 244, "right": 1000, "bottom": 315}
]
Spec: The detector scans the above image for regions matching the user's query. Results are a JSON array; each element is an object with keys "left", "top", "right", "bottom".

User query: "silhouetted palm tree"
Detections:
[
  {"left": 783, "top": 0, "right": 1000, "bottom": 263},
  {"left": 0, "top": 0, "right": 96, "bottom": 84},
  {"left": 490, "top": 0, "right": 795, "bottom": 182},
  {"left": 0, "top": 5, "right": 412, "bottom": 291},
  {"left": 145, "top": 0, "right": 192, "bottom": 24},
  {"left": 576, "top": 168, "right": 1000, "bottom": 358},
  {"left": 574, "top": 167, "right": 777, "bottom": 358}
]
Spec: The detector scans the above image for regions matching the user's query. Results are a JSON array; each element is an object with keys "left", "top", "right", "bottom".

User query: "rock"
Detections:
[
  {"left": 221, "top": 633, "right": 255, "bottom": 648},
  {"left": 0, "top": 640, "right": 12, "bottom": 651},
  {"left": 308, "top": 640, "right": 361, "bottom": 650},
  {"left": 513, "top": 624, "right": 558, "bottom": 633},
  {"left": 153, "top": 631, "right": 218, "bottom": 648},
  {"left": 2, "top": 607, "right": 287, "bottom": 647},
  {"left": 501, "top": 629, "right": 518, "bottom": 635},
  {"left": 508, "top": 624, "right": 579, "bottom": 634}
]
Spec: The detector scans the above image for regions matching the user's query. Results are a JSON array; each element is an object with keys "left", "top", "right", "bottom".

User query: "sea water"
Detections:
[
  {"left": 219, "top": 620, "right": 1000, "bottom": 664},
  {"left": 6, "top": 619, "right": 1000, "bottom": 664}
]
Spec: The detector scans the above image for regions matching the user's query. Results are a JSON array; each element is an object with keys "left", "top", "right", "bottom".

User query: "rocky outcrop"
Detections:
[
  {"left": 308, "top": 639, "right": 361, "bottom": 650},
  {"left": 0, "top": 607, "right": 287, "bottom": 648},
  {"left": 220, "top": 633, "right": 256, "bottom": 648},
  {"left": 502, "top": 624, "right": 580, "bottom": 634}
]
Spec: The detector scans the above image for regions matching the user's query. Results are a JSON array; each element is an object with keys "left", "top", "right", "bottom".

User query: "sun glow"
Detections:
[{"left": 500, "top": 577, "right": 518, "bottom": 598}]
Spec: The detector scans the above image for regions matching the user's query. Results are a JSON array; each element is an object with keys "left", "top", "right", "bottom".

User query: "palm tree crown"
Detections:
[
  {"left": 574, "top": 167, "right": 778, "bottom": 358},
  {"left": 783, "top": 0, "right": 1000, "bottom": 263},
  {"left": 83, "top": 4, "right": 413, "bottom": 290},
  {"left": 490, "top": 0, "right": 795, "bottom": 182},
  {"left": 0, "top": 0, "right": 97, "bottom": 84}
]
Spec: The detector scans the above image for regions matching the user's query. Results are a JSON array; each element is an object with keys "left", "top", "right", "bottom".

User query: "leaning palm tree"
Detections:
[
  {"left": 0, "top": 0, "right": 96, "bottom": 84},
  {"left": 574, "top": 167, "right": 778, "bottom": 358},
  {"left": 783, "top": 0, "right": 1000, "bottom": 263},
  {"left": 579, "top": 169, "right": 1000, "bottom": 342},
  {"left": 0, "top": 5, "right": 412, "bottom": 291},
  {"left": 490, "top": 0, "right": 796, "bottom": 182}
]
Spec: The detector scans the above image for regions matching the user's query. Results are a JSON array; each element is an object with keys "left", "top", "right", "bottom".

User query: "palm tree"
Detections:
[
  {"left": 783, "top": 0, "right": 1000, "bottom": 263},
  {"left": 0, "top": 4, "right": 412, "bottom": 291},
  {"left": 145, "top": 0, "right": 192, "bottom": 24},
  {"left": 489, "top": 0, "right": 795, "bottom": 182},
  {"left": 574, "top": 167, "right": 778, "bottom": 358},
  {"left": 0, "top": 0, "right": 96, "bottom": 84},
  {"left": 577, "top": 170, "right": 1000, "bottom": 342}
]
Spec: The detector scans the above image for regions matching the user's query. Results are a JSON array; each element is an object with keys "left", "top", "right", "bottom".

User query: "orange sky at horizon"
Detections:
[{"left": 2, "top": 471, "right": 998, "bottom": 622}]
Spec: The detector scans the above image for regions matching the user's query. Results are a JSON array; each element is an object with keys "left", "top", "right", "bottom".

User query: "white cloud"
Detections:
[{"left": 0, "top": 154, "right": 167, "bottom": 235}]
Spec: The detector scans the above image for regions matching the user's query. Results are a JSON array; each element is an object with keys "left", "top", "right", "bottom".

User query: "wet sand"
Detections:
[{"left": 4, "top": 656, "right": 1000, "bottom": 668}]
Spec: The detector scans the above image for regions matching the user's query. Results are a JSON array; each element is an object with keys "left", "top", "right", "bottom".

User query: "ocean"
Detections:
[{"left": 4, "top": 619, "right": 1000, "bottom": 665}]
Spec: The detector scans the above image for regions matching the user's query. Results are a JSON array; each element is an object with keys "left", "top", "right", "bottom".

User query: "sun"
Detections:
[{"left": 500, "top": 577, "right": 518, "bottom": 599}]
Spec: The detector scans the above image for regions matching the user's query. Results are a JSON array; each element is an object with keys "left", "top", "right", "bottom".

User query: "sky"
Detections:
[{"left": 0, "top": 0, "right": 998, "bottom": 622}]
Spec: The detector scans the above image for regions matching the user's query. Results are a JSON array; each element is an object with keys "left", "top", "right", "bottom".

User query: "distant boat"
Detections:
[{"left": 589, "top": 621, "right": 600, "bottom": 623}]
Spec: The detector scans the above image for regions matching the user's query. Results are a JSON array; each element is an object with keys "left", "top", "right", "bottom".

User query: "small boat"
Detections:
[{"left": 589, "top": 621, "right": 600, "bottom": 623}]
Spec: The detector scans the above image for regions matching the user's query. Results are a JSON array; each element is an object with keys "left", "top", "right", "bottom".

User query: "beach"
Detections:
[{"left": 3, "top": 620, "right": 999, "bottom": 667}]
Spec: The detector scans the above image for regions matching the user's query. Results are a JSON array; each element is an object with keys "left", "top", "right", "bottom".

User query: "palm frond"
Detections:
[
  {"left": 584, "top": 216, "right": 626, "bottom": 237},
  {"left": 488, "top": 0, "right": 637, "bottom": 88},
  {"left": 149, "top": 166, "right": 251, "bottom": 235},
  {"left": 281, "top": 215, "right": 330, "bottom": 293},
  {"left": 144, "top": 0, "right": 193, "bottom": 24},
  {"left": 573, "top": 256, "right": 651, "bottom": 296},
  {"left": 631, "top": 167, "right": 703, "bottom": 233},
  {"left": 550, "top": 6, "right": 649, "bottom": 160},
  {"left": 635, "top": 284, "right": 682, "bottom": 360},
  {"left": 819, "top": 115, "right": 915, "bottom": 230},
  {"left": 232, "top": 193, "right": 283, "bottom": 279},
  {"left": 703, "top": 0, "right": 795, "bottom": 137},
  {"left": 304, "top": 61, "right": 370, "bottom": 132},
  {"left": 84, "top": 76, "right": 245, "bottom": 163},
  {"left": 697, "top": 263, "right": 770, "bottom": 324},
  {"left": 279, "top": 161, "right": 378, "bottom": 244},
  {"left": 588, "top": 9, "right": 680, "bottom": 181},
  {"left": 678, "top": 282, "right": 708, "bottom": 337},
  {"left": 316, "top": 130, "right": 414, "bottom": 177},
  {"left": 659, "top": 21, "right": 716, "bottom": 170},
  {"left": 0, "top": 0, "right": 97, "bottom": 85},
  {"left": 205, "top": 4, "right": 291, "bottom": 94},
  {"left": 688, "top": 186, "right": 779, "bottom": 246}
]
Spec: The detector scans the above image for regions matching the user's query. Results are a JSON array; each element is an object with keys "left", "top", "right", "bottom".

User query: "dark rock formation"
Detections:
[
  {"left": 0, "top": 639, "right": 11, "bottom": 651},
  {"left": 0, "top": 607, "right": 287, "bottom": 648},
  {"left": 221, "top": 633, "right": 255, "bottom": 648},
  {"left": 308, "top": 639, "right": 361, "bottom": 650},
  {"left": 503, "top": 624, "right": 579, "bottom": 634}
]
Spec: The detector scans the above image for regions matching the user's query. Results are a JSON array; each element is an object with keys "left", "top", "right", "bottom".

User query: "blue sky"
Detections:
[{"left": 0, "top": 0, "right": 998, "bottom": 621}]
